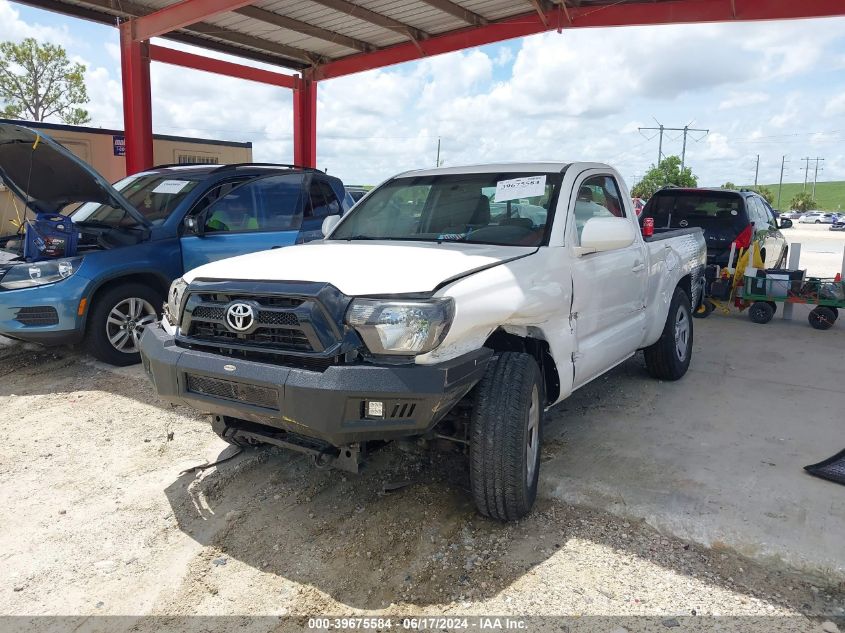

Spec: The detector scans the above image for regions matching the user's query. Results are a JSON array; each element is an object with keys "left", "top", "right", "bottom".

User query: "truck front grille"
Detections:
[
  {"left": 176, "top": 282, "right": 357, "bottom": 371},
  {"left": 185, "top": 373, "right": 279, "bottom": 409}
]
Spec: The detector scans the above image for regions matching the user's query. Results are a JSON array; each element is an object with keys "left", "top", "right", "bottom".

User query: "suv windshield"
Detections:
[
  {"left": 329, "top": 172, "right": 562, "bottom": 246},
  {"left": 72, "top": 174, "right": 202, "bottom": 227}
]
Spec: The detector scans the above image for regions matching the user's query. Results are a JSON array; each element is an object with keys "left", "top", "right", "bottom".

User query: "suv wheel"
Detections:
[
  {"left": 470, "top": 352, "right": 544, "bottom": 521},
  {"left": 644, "top": 287, "right": 693, "bottom": 381},
  {"left": 85, "top": 283, "right": 161, "bottom": 366}
]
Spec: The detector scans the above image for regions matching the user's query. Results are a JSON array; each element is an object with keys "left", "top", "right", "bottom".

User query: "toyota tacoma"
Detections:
[{"left": 140, "top": 162, "right": 706, "bottom": 520}]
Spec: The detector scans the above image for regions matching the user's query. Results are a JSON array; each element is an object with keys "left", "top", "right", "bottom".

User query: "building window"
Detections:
[{"left": 177, "top": 154, "right": 219, "bottom": 165}]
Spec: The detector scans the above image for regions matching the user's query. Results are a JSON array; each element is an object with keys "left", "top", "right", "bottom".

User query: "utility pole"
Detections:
[
  {"left": 812, "top": 157, "right": 825, "bottom": 199},
  {"left": 639, "top": 121, "right": 708, "bottom": 170},
  {"left": 754, "top": 154, "right": 759, "bottom": 186},
  {"left": 802, "top": 157, "right": 811, "bottom": 191},
  {"left": 435, "top": 137, "right": 441, "bottom": 167},
  {"left": 777, "top": 155, "right": 788, "bottom": 210}
]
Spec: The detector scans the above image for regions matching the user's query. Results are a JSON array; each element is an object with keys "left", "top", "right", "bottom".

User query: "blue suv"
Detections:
[{"left": 0, "top": 123, "right": 349, "bottom": 365}]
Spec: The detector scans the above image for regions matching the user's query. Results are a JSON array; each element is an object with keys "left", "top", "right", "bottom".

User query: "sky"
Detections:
[{"left": 2, "top": 0, "right": 845, "bottom": 191}]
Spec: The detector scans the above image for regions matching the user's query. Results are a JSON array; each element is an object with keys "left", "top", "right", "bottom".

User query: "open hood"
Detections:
[{"left": 0, "top": 123, "right": 148, "bottom": 225}]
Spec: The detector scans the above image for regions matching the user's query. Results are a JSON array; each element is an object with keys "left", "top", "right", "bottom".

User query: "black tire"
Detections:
[
  {"left": 84, "top": 282, "right": 162, "bottom": 366},
  {"left": 749, "top": 301, "right": 775, "bottom": 324},
  {"left": 644, "top": 287, "right": 693, "bottom": 381},
  {"left": 815, "top": 220, "right": 821, "bottom": 224},
  {"left": 693, "top": 298, "right": 715, "bottom": 319},
  {"left": 211, "top": 415, "right": 252, "bottom": 447},
  {"left": 808, "top": 307, "right": 836, "bottom": 330},
  {"left": 470, "top": 352, "right": 544, "bottom": 522}
]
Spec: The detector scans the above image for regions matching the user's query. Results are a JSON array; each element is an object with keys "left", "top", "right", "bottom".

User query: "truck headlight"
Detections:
[
  {"left": 0, "top": 257, "right": 83, "bottom": 290},
  {"left": 165, "top": 277, "right": 188, "bottom": 326},
  {"left": 346, "top": 298, "right": 454, "bottom": 355}
]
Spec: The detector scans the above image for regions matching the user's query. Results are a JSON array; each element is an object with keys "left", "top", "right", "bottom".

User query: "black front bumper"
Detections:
[{"left": 140, "top": 325, "right": 492, "bottom": 447}]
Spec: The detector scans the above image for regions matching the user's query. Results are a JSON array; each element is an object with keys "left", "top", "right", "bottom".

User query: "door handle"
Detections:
[{"left": 632, "top": 262, "right": 645, "bottom": 273}]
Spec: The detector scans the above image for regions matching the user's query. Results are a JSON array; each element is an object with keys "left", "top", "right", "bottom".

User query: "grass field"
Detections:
[{"left": 742, "top": 181, "right": 845, "bottom": 211}]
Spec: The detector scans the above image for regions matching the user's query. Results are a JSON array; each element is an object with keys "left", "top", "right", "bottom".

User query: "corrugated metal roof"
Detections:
[{"left": 16, "top": 0, "right": 838, "bottom": 75}]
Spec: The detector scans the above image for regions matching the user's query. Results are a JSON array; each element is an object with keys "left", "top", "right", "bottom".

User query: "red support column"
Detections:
[
  {"left": 293, "top": 76, "right": 317, "bottom": 168},
  {"left": 119, "top": 22, "right": 154, "bottom": 175}
]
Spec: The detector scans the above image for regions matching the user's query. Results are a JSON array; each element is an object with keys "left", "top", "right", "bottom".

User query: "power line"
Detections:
[{"left": 638, "top": 120, "right": 709, "bottom": 170}]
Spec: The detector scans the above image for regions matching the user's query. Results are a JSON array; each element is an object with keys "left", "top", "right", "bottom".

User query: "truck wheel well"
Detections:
[
  {"left": 85, "top": 274, "right": 168, "bottom": 330},
  {"left": 483, "top": 329, "right": 560, "bottom": 404},
  {"left": 677, "top": 274, "right": 694, "bottom": 307}
]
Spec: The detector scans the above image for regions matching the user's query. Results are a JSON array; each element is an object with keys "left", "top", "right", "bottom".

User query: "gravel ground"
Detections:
[{"left": 0, "top": 340, "right": 843, "bottom": 632}]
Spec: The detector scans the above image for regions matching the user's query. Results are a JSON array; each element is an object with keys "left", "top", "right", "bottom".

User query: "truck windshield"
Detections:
[
  {"left": 329, "top": 172, "right": 562, "bottom": 246},
  {"left": 72, "top": 174, "right": 202, "bottom": 227}
]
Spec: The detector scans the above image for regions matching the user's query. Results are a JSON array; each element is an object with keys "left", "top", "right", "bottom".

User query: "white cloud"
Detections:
[
  {"left": 0, "top": 0, "right": 73, "bottom": 46},
  {"left": 718, "top": 91, "right": 770, "bottom": 110}
]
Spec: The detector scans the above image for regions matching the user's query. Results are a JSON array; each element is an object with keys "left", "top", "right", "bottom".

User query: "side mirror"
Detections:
[
  {"left": 321, "top": 214, "right": 341, "bottom": 237},
  {"left": 577, "top": 217, "right": 636, "bottom": 255},
  {"left": 779, "top": 218, "right": 793, "bottom": 229},
  {"left": 183, "top": 215, "right": 202, "bottom": 235}
]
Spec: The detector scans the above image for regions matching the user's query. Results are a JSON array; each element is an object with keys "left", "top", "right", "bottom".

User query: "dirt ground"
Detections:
[{"left": 1, "top": 338, "right": 843, "bottom": 632}]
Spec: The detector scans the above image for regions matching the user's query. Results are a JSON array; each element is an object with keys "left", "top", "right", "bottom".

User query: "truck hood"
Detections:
[
  {"left": 184, "top": 241, "right": 537, "bottom": 296},
  {"left": 0, "top": 123, "right": 147, "bottom": 224}
]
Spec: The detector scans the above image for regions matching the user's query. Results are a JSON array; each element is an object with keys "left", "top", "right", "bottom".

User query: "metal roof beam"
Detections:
[
  {"left": 416, "top": 0, "right": 488, "bottom": 26},
  {"left": 313, "top": 0, "right": 845, "bottom": 79},
  {"left": 234, "top": 6, "right": 374, "bottom": 52},
  {"left": 148, "top": 44, "right": 298, "bottom": 88},
  {"left": 130, "top": 0, "right": 259, "bottom": 41},
  {"left": 18, "top": 0, "right": 311, "bottom": 69},
  {"left": 182, "top": 22, "right": 322, "bottom": 64},
  {"left": 306, "top": 0, "right": 429, "bottom": 42}
]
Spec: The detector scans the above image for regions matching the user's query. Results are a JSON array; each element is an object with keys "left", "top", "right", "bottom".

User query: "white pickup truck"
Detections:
[{"left": 140, "top": 162, "right": 706, "bottom": 520}]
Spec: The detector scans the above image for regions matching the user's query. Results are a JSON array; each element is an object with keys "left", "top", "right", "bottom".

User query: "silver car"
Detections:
[{"left": 799, "top": 212, "right": 838, "bottom": 224}]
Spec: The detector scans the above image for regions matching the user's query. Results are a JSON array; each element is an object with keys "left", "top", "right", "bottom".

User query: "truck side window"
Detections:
[
  {"left": 204, "top": 175, "right": 305, "bottom": 233},
  {"left": 574, "top": 175, "right": 625, "bottom": 243}
]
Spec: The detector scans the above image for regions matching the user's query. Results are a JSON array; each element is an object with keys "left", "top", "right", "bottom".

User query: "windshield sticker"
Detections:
[
  {"left": 152, "top": 180, "right": 191, "bottom": 195},
  {"left": 495, "top": 175, "right": 546, "bottom": 202}
]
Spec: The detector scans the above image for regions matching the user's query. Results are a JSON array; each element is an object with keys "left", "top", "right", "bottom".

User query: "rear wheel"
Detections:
[
  {"left": 808, "top": 307, "right": 836, "bottom": 330},
  {"left": 644, "top": 287, "right": 693, "bottom": 381},
  {"left": 470, "top": 352, "right": 543, "bottom": 521},
  {"left": 85, "top": 283, "right": 161, "bottom": 366},
  {"left": 749, "top": 301, "right": 775, "bottom": 324}
]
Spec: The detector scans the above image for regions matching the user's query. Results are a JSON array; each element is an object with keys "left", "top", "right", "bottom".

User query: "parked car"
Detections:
[
  {"left": 345, "top": 186, "right": 369, "bottom": 203},
  {"left": 0, "top": 123, "right": 350, "bottom": 365},
  {"left": 782, "top": 210, "right": 804, "bottom": 220},
  {"left": 140, "top": 162, "right": 706, "bottom": 520},
  {"left": 639, "top": 187, "right": 790, "bottom": 269},
  {"left": 799, "top": 212, "right": 838, "bottom": 224},
  {"left": 830, "top": 216, "right": 845, "bottom": 231}
]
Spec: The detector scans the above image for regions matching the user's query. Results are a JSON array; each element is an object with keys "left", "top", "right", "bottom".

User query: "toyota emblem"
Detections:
[
  {"left": 225, "top": 302, "right": 256, "bottom": 332},
  {"left": 679, "top": 219, "right": 689, "bottom": 227}
]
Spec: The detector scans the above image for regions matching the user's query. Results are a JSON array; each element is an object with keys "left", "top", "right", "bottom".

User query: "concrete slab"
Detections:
[{"left": 541, "top": 303, "right": 845, "bottom": 580}]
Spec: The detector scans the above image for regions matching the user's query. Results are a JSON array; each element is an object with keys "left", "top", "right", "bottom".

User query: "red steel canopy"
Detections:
[{"left": 16, "top": 0, "right": 845, "bottom": 173}]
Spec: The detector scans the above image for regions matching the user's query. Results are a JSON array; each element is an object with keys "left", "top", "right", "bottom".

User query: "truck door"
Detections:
[
  {"left": 569, "top": 173, "right": 647, "bottom": 388},
  {"left": 180, "top": 173, "right": 305, "bottom": 272}
]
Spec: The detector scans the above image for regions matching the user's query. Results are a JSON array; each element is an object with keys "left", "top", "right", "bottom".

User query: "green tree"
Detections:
[
  {"left": 789, "top": 191, "right": 817, "bottom": 212},
  {"left": 753, "top": 186, "right": 775, "bottom": 205},
  {"left": 721, "top": 182, "right": 737, "bottom": 190},
  {"left": 0, "top": 38, "right": 90, "bottom": 124},
  {"left": 631, "top": 156, "right": 697, "bottom": 199}
]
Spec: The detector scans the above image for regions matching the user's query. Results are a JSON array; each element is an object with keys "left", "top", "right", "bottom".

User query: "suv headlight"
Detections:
[
  {"left": 346, "top": 298, "right": 454, "bottom": 355},
  {"left": 0, "top": 257, "right": 83, "bottom": 290},
  {"left": 164, "top": 277, "right": 188, "bottom": 326}
]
